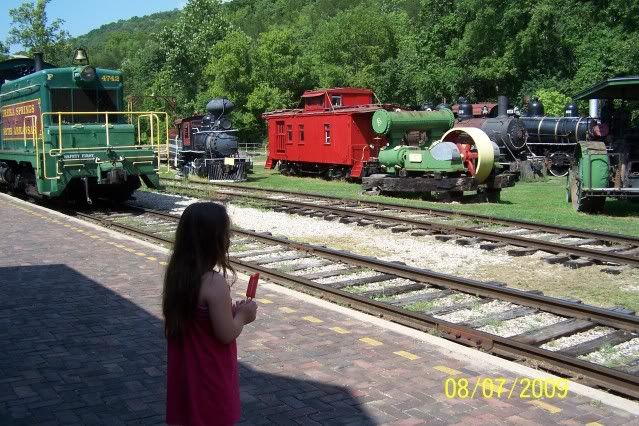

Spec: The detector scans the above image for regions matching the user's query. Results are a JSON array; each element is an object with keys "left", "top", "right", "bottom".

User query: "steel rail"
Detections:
[
  {"left": 72, "top": 207, "right": 639, "bottom": 399},
  {"left": 159, "top": 177, "right": 639, "bottom": 246},
  {"left": 160, "top": 179, "right": 639, "bottom": 267},
  {"left": 80, "top": 206, "right": 639, "bottom": 332}
]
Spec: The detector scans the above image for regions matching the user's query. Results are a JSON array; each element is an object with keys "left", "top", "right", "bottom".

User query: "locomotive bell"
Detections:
[{"left": 73, "top": 47, "right": 89, "bottom": 65}]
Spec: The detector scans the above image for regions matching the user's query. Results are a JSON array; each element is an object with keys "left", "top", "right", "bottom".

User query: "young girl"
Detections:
[{"left": 163, "top": 202, "right": 257, "bottom": 426}]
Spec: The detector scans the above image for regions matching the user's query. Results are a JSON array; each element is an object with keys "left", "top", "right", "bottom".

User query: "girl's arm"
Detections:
[{"left": 203, "top": 273, "right": 256, "bottom": 344}]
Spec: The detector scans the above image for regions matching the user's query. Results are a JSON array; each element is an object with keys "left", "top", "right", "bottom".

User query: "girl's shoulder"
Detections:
[{"left": 201, "top": 271, "right": 230, "bottom": 298}]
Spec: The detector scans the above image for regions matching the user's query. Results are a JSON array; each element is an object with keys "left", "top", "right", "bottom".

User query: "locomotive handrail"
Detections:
[{"left": 38, "top": 111, "right": 170, "bottom": 179}]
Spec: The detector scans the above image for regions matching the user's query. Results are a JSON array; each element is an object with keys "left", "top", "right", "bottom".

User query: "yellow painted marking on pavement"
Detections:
[
  {"left": 302, "top": 316, "right": 323, "bottom": 323},
  {"left": 359, "top": 337, "right": 383, "bottom": 346},
  {"left": 394, "top": 351, "right": 420, "bottom": 360},
  {"left": 330, "top": 327, "right": 350, "bottom": 334},
  {"left": 257, "top": 298, "right": 273, "bottom": 304},
  {"left": 90, "top": 235, "right": 99, "bottom": 239},
  {"left": 433, "top": 365, "right": 462, "bottom": 376},
  {"left": 146, "top": 256, "right": 157, "bottom": 261},
  {"left": 135, "top": 252, "right": 146, "bottom": 256},
  {"left": 236, "top": 291, "right": 246, "bottom": 297},
  {"left": 124, "top": 248, "right": 136, "bottom": 253},
  {"left": 279, "top": 307, "right": 296, "bottom": 314},
  {"left": 159, "top": 261, "right": 168, "bottom": 266},
  {"left": 115, "top": 244, "right": 125, "bottom": 248},
  {"left": 586, "top": 423, "right": 604, "bottom": 426},
  {"left": 529, "top": 400, "right": 561, "bottom": 414}
]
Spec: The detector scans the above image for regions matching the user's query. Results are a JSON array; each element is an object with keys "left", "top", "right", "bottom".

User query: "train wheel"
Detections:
[
  {"left": 570, "top": 166, "right": 605, "bottom": 213},
  {"left": 548, "top": 152, "right": 571, "bottom": 177}
]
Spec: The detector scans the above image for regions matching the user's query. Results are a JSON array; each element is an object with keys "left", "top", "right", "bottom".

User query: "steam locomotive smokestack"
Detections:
[
  {"left": 33, "top": 53, "right": 44, "bottom": 72},
  {"left": 589, "top": 99, "right": 600, "bottom": 118},
  {"left": 497, "top": 96, "right": 508, "bottom": 117}
]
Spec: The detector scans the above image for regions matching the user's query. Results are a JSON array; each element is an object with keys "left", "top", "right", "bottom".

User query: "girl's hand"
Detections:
[
  {"left": 232, "top": 299, "right": 246, "bottom": 316},
  {"left": 237, "top": 300, "right": 257, "bottom": 325}
]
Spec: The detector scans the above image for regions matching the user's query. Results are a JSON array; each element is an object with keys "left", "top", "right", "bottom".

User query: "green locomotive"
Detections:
[
  {"left": 0, "top": 50, "right": 167, "bottom": 203},
  {"left": 568, "top": 77, "right": 639, "bottom": 212}
]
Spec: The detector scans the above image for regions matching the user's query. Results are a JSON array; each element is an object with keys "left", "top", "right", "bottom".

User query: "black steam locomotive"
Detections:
[
  {"left": 453, "top": 96, "right": 607, "bottom": 177},
  {"left": 171, "top": 98, "right": 251, "bottom": 181}
]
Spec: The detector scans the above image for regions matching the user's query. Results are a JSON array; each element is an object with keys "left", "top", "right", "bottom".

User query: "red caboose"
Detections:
[{"left": 263, "top": 88, "right": 392, "bottom": 179}]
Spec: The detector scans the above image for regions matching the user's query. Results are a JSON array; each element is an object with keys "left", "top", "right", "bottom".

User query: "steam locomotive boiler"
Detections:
[
  {"left": 173, "top": 98, "right": 250, "bottom": 181},
  {"left": 455, "top": 96, "right": 528, "bottom": 162},
  {"left": 520, "top": 98, "right": 608, "bottom": 176}
]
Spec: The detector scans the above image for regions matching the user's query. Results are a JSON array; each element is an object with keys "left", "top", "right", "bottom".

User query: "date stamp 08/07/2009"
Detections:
[{"left": 444, "top": 377, "right": 570, "bottom": 400}]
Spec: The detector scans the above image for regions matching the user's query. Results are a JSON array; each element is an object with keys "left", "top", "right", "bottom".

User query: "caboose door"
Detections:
[{"left": 276, "top": 121, "right": 286, "bottom": 153}]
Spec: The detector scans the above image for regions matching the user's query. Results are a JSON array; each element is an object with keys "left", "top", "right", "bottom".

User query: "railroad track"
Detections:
[
  {"left": 67, "top": 204, "right": 639, "bottom": 399},
  {"left": 158, "top": 177, "right": 639, "bottom": 270}
]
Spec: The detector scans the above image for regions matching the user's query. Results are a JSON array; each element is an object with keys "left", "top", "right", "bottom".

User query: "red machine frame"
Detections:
[{"left": 263, "top": 88, "right": 393, "bottom": 179}]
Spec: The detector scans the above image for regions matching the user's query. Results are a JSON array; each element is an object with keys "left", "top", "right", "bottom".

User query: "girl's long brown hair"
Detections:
[{"left": 162, "top": 202, "right": 234, "bottom": 339}]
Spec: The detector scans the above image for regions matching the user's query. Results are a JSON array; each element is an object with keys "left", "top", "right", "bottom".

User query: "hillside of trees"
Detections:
[{"left": 6, "top": 0, "right": 639, "bottom": 143}]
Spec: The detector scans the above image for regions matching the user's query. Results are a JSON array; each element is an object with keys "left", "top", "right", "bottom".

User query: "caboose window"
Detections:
[
  {"left": 50, "top": 88, "right": 119, "bottom": 124},
  {"left": 287, "top": 124, "right": 293, "bottom": 143},
  {"left": 324, "top": 124, "right": 331, "bottom": 145},
  {"left": 299, "top": 124, "right": 304, "bottom": 144},
  {"left": 331, "top": 95, "right": 342, "bottom": 107}
]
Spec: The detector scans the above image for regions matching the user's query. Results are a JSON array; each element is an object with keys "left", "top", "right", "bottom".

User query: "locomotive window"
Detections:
[
  {"left": 287, "top": 124, "right": 293, "bottom": 144},
  {"left": 50, "top": 88, "right": 119, "bottom": 124},
  {"left": 324, "top": 124, "right": 331, "bottom": 145},
  {"left": 299, "top": 124, "right": 304, "bottom": 144},
  {"left": 331, "top": 95, "right": 342, "bottom": 107}
]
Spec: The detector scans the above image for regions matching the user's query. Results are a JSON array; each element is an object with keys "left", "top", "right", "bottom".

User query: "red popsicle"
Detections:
[{"left": 246, "top": 273, "right": 260, "bottom": 299}]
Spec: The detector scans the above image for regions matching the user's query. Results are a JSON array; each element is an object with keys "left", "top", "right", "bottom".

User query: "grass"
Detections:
[{"left": 190, "top": 159, "right": 639, "bottom": 237}]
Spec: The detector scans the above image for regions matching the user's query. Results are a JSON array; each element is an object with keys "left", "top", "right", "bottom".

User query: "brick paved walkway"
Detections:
[{"left": 0, "top": 196, "right": 637, "bottom": 425}]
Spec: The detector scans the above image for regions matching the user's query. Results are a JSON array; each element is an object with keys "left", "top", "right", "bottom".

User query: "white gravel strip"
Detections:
[
  {"left": 581, "top": 337, "right": 639, "bottom": 367},
  {"left": 348, "top": 277, "right": 416, "bottom": 294},
  {"left": 133, "top": 190, "right": 512, "bottom": 275},
  {"left": 435, "top": 300, "right": 517, "bottom": 323},
  {"left": 291, "top": 263, "right": 349, "bottom": 276},
  {"left": 241, "top": 250, "right": 298, "bottom": 262},
  {"left": 540, "top": 327, "right": 616, "bottom": 352},
  {"left": 478, "top": 312, "right": 564, "bottom": 338},
  {"left": 316, "top": 270, "right": 379, "bottom": 285},
  {"left": 131, "top": 191, "right": 200, "bottom": 215}
]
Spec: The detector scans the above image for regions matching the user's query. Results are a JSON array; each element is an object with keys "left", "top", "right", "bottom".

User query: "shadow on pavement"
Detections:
[{"left": 0, "top": 265, "right": 375, "bottom": 425}]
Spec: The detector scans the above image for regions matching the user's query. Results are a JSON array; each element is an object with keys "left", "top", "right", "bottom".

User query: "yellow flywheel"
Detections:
[{"left": 439, "top": 127, "right": 496, "bottom": 183}]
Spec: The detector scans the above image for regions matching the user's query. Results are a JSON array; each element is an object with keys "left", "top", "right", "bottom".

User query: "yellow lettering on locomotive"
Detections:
[
  {"left": 3, "top": 127, "right": 13, "bottom": 136},
  {"left": 100, "top": 74, "right": 120, "bottom": 82}
]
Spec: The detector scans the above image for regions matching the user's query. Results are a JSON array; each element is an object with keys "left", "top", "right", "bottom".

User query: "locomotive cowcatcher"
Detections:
[{"left": 263, "top": 88, "right": 393, "bottom": 179}]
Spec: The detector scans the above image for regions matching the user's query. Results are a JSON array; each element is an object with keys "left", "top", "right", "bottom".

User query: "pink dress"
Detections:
[{"left": 166, "top": 306, "right": 241, "bottom": 426}]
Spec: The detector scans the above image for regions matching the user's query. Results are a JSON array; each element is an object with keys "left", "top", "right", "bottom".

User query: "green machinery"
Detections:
[
  {"left": 362, "top": 107, "right": 516, "bottom": 200},
  {"left": 568, "top": 77, "right": 639, "bottom": 212},
  {"left": 0, "top": 50, "right": 168, "bottom": 203}
]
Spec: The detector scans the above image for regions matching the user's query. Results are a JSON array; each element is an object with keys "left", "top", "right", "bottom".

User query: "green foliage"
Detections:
[
  {"left": 6, "top": 0, "right": 71, "bottom": 64},
  {"left": 535, "top": 89, "right": 571, "bottom": 116},
  {"left": 10, "top": 0, "right": 639, "bottom": 137}
]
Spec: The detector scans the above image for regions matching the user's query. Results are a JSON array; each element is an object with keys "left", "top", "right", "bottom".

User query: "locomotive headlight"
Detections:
[{"left": 73, "top": 65, "right": 96, "bottom": 83}]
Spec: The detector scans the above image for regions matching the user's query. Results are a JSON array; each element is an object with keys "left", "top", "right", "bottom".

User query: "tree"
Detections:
[
  {"left": 0, "top": 41, "right": 8, "bottom": 60},
  {"left": 6, "top": 0, "right": 70, "bottom": 64}
]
